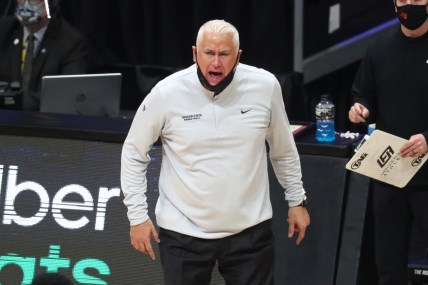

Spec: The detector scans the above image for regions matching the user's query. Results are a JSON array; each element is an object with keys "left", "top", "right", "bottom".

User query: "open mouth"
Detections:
[{"left": 208, "top": 71, "right": 223, "bottom": 84}]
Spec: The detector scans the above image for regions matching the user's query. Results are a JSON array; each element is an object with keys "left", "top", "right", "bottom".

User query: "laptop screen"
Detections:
[{"left": 40, "top": 73, "right": 122, "bottom": 117}]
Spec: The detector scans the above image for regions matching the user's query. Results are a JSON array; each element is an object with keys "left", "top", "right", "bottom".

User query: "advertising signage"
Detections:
[{"left": 0, "top": 135, "right": 164, "bottom": 284}]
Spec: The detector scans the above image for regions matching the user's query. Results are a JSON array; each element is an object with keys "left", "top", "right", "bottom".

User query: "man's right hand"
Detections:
[
  {"left": 349, "top": 103, "right": 369, "bottom": 123},
  {"left": 130, "top": 219, "right": 160, "bottom": 260}
]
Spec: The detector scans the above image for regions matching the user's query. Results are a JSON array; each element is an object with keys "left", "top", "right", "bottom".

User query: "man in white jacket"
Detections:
[{"left": 121, "top": 19, "right": 310, "bottom": 285}]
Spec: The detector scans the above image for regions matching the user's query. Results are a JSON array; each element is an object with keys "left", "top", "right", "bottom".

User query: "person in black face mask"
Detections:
[
  {"left": 348, "top": 1, "right": 428, "bottom": 284},
  {"left": 0, "top": 0, "right": 89, "bottom": 111},
  {"left": 121, "top": 19, "right": 309, "bottom": 285},
  {"left": 395, "top": 0, "right": 428, "bottom": 30}
]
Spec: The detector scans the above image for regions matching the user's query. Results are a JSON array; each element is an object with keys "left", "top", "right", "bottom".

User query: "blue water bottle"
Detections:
[{"left": 315, "top": 94, "right": 335, "bottom": 142}]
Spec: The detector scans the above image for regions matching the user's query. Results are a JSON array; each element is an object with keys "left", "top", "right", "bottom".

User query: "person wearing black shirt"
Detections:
[{"left": 349, "top": 1, "right": 428, "bottom": 284}]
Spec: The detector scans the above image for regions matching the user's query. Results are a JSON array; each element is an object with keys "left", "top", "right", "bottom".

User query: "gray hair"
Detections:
[{"left": 196, "top": 19, "right": 240, "bottom": 50}]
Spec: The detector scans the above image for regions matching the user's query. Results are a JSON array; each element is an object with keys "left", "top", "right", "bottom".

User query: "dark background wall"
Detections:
[
  {"left": 0, "top": 0, "right": 396, "bottom": 129},
  {"left": 303, "top": 1, "right": 395, "bottom": 132},
  {"left": 1, "top": 0, "right": 395, "bottom": 71},
  {"left": 304, "top": 0, "right": 395, "bottom": 57}
]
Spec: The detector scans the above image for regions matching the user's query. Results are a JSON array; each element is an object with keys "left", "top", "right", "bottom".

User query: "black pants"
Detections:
[
  {"left": 158, "top": 219, "right": 274, "bottom": 285},
  {"left": 372, "top": 181, "right": 428, "bottom": 285}
]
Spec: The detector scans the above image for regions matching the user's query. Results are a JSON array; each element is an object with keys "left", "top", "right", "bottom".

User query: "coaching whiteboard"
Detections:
[{"left": 346, "top": 130, "right": 428, "bottom": 188}]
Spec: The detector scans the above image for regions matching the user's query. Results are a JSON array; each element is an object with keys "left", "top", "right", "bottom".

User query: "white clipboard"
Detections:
[{"left": 346, "top": 130, "right": 428, "bottom": 188}]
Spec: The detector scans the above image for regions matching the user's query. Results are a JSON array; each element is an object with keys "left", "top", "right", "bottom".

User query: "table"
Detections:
[{"left": 0, "top": 109, "right": 371, "bottom": 284}]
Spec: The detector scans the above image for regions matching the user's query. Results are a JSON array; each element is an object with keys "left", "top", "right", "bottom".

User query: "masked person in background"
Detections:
[
  {"left": 348, "top": 1, "right": 428, "bottom": 284},
  {"left": 0, "top": 0, "right": 88, "bottom": 111}
]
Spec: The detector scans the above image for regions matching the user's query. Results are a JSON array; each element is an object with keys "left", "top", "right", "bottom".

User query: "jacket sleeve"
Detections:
[
  {"left": 351, "top": 46, "right": 377, "bottom": 123},
  {"left": 121, "top": 87, "right": 165, "bottom": 226},
  {"left": 57, "top": 18, "right": 89, "bottom": 75},
  {"left": 266, "top": 78, "right": 306, "bottom": 206}
]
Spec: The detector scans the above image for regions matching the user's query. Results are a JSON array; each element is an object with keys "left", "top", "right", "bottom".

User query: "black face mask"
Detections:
[
  {"left": 195, "top": 51, "right": 239, "bottom": 96},
  {"left": 396, "top": 4, "right": 428, "bottom": 30}
]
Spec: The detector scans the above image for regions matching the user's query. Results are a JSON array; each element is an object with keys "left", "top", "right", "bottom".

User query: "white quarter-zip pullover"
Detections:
[{"left": 121, "top": 63, "right": 306, "bottom": 239}]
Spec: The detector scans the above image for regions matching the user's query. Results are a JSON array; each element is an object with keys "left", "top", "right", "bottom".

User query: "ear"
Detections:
[
  {"left": 232, "top": 49, "right": 243, "bottom": 71},
  {"left": 192, "top": 46, "right": 197, "bottom": 63},
  {"left": 237, "top": 49, "right": 242, "bottom": 63}
]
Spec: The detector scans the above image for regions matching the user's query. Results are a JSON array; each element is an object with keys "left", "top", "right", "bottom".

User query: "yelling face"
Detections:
[{"left": 192, "top": 31, "right": 241, "bottom": 86}]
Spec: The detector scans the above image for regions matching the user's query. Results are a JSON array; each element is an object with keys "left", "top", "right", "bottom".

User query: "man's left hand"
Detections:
[
  {"left": 400, "top": 134, "right": 428, "bottom": 158},
  {"left": 287, "top": 206, "right": 310, "bottom": 245}
]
